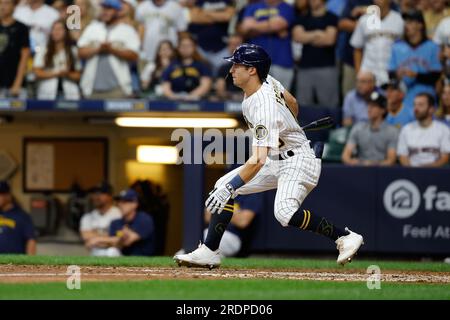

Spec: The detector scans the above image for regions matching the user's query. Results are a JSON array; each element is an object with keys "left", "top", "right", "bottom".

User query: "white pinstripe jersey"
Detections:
[{"left": 242, "top": 75, "right": 309, "bottom": 155}]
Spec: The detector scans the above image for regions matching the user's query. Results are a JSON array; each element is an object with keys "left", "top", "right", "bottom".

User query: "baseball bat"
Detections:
[{"left": 301, "top": 116, "right": 334, "bottom": 132}]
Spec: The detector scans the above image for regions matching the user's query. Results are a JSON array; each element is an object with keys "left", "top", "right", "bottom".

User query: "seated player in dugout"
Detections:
[
  {"left": 161, "top": 33, "right": 212, "bottom": 101},
  {"left": 85, "top": 189, "right": 156, "bottom": 256},
  {"left": 0, "top": 181, "right": 36, "bottom": 255},
  {"left": 203, "top": 193, "right": 262, "bottom": 257},
  {"left": 80, "top": 182, "right": 122, "bottom": 257}
]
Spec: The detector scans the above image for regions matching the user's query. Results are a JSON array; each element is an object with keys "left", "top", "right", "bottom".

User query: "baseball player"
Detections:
[{"left": 174, "top": 44, "right": 364, "bottom": 268}]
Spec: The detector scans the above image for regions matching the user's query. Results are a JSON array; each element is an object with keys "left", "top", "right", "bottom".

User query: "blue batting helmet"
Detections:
[{"left": 224, "top": 43, "right": 271, "bottom": 82}]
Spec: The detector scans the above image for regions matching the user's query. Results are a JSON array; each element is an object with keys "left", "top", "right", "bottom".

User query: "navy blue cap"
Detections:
[
  {"left": 101, "top": 0, "right": 122, "bottom": 10},
  {"left": 0, "top": 181, "right": 10, "bottom": 193},
  {"left": 114, "top": 189, "right": 139, "bottom": 202},
  {"left": 90, "top": 181, "right": 113, "bottom": 194}
]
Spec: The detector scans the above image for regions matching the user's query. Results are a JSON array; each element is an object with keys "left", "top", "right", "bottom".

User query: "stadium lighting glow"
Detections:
[
  {"left": 115, "top": 117, "right": 239, "bottom": 128},
  {"left": 137, "top": 145, "right": 178, "bottom": 164}
]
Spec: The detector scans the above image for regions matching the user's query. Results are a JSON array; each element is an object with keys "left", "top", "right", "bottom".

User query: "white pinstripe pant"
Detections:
[{"left": 215, "top": 150, "right": 322, "bottom": 227}]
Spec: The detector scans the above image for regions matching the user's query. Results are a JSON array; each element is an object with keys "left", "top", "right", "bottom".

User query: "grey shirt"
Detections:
[
  {"left": 347, "top": 121, "right": 399, "bottom": 161},
  {"left": 93, "top": 54, "right": 120, "bottom": 92}
]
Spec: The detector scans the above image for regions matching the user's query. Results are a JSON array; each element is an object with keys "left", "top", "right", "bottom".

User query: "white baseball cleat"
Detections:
[
  {"left": 173, "top": 243, "right": 221, "bottom": 269},
  {"left": 335, "top": 227, "right": 364, "bottom": 266}
]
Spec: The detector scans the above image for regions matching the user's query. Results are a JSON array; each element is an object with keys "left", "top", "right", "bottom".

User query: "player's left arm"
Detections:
[
  {"left": 238, "top": 146, "right": 269, "bottom": 183},
  {"left": 283, "top": 89, "right": 299, "bottom": 117},
  {"left": 206, "top": 146, "right": 269, "bottom": 214}
]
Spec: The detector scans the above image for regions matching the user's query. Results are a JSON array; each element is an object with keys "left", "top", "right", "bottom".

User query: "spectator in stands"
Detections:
[
  {"left": 417, "top": 0, "right": 430, "bottom": 12},
  {"left": 433, "top": 16, "right": 450, "bottom": 47},
  {"left": 80, "top": 182, "right": 122, "bottom": 256},
  {"left": 337, "top": 0, "right": 372, "bottom": 97},
  {"left": 119, "top": 0, "right": 140, "bottom": 96},
  {"left": 77, "top": 0, "right": 140, "bottom": 99},
  {"left": 398, "top": 0, "right": 417, "bottom": 14},
  {"left": 233, "top": 0, "right": 261, "bottom": 36},
  {"left": 161, "top": 33, "right": 212, "bottom": 101},
  {"left": 292, "top": 0, "right": 339, "bottom": 108},
  {"left": 342, "top": 91, "right": 398, "bottom": 166},
  {"left": 424, "top": 0, "right": 449, "bottom": 39},
  {"left": 136, "top": 0, "right": 188, "bottom": 64},
  {"left": 13, "top": 0, "right": 59, "bottom": 54},
  {"left": 383, "top": 78, "right": 415, "bottom": 128},
  {"left": 203, "top": 193, "right": 261, "bottom": 257},
  {"left": 342, "top": 70, "right": 376, "bottom": 126},
  {"left": 51, "top": 0, "right": 67, "bottom": 19},
  {"left": 240, "top": 0, "right": 295, "bottom": 89},
  {"left": 33, "top": 20, "right": 81, "bottom": 100},
  {"left": 214, "top": 34, "right": 243, "bottom": 101},
  {"left": 110, "top": 189, "right": 155, "bottom": 256},
  {"left": 388, "top": 10, "right": 442, "bottom": 111},
  {"left": 187, "top": 0, "right": 235, "bottom": 76},
  {"left": 0, "top": 0, "right": 30, "bottom": 98},
  {"left": 397, "top": 92, "right": 450, "bottom": 167},
  {"left": 70, "top": 0, "right": 96, "bottom": 42},
  {"left": 443, "top": 39, "right": 450, "bottom": 85},
  {"left": 0, "top": 181, "right": 36, "bottom": 255},
  {"left": 437, "top": 83, "right": 450, "bottom": 126},
  {"left": 140, "top": 40, "right": 175, "bottom": 97},
  {"left": 291, "top": 0, "right": 309, "bottom": 64},
  {"left": 119, "top": 0, "right": 138, "bottom": 30},
  {"left": 350, "top": 0, "right": 404, "bottom": 85}
]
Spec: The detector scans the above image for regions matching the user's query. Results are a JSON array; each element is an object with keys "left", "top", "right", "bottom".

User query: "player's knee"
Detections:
[
  {"left": 274, "top": 208, "right": 294, "bottom": 227},
  {"left": 274, "top": 200, "right": 299, "bottom": 227}
]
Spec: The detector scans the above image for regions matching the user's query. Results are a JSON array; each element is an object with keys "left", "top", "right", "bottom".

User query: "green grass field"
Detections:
[{"left": 0, "top": 255, "right": 449, "bottom": 300}]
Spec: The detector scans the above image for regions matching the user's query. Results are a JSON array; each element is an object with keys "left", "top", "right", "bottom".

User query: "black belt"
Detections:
[
  {"left": 278, "top": 150, "right": 295, "bottom": 160},
  {"left": 276, "top": 142, "right": 324, "bottom": 161}
]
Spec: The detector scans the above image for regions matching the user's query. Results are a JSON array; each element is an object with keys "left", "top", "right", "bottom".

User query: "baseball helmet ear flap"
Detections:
[{"left": 223, "top": 43, "right": 271, "bottom": 82}]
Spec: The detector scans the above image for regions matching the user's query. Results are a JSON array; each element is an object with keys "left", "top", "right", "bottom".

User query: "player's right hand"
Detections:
[{"left": 205, "top": 184, "right": 234, "bottom": 214}]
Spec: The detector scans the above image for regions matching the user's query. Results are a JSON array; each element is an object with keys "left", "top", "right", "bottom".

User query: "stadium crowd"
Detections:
[{"left": 1, "top": 0, "right": 450, "bottom": 164}]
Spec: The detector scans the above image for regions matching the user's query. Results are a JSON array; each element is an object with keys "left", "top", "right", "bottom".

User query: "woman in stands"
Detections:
[
  {"left": 161, "top": 33, "right": 212, "bottom": 101},
  {"left": 33, "top": 20, "right": 81, "bottom": 100},
  {"left": 141, "top": 40, "right": 176, "bottom": 97}
]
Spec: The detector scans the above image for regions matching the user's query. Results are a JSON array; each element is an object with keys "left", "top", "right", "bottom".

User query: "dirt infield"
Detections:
[{"left": 0, "top": 264, "right": 449, "bottom": 284}]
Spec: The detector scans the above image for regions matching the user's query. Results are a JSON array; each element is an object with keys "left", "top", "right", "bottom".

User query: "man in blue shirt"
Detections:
[
  {"left": 240, "top": 0, "right": 295, "bottom": 89},
  {"left": 0, "top": 181, "right": 36, "bottom": 255},
  {"left": 342, "top": 70, "right": 377, "bottom": 126},
  {"left": 388, "top": 10, "right": 442, "bottom": 111},
  {"left": 87, "top": 188, "right": 155, "bottom": 256},
  {"left": 383, "top": 78, "right": 415, "bottom": 128}
]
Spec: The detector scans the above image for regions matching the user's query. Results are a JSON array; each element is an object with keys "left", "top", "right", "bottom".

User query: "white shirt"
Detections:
[
  {"left": 433, "top": 16, "right": 450, "bottom": 45},
  {"left": 77, "top": 20, "right": 140, "bottom": 96},
  {"left": 350, "top": 11, "right": 404, "bottom": 85},
  {"left": 242, "top": 75, "right": 311, "bottom": 156},
  {"left": 13, "top": 4, "right": 59, "bottom": 53},
  {"left": 135, "top": 0, "right": 188, "bottom": 62},
  {"left": 33, "top": 46, "right": 82, "bottom": 100},
  {"left": 397, "top": 120, "right": 450, "bottom": 167},
  {"left": 79, "top": 206, "right": 122, "bottom": 235}
]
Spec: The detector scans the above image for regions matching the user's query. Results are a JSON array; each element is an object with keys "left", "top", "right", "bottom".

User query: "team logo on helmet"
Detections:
[{"left": 254, "top": 125, "right": 268, "bottom": 140}]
